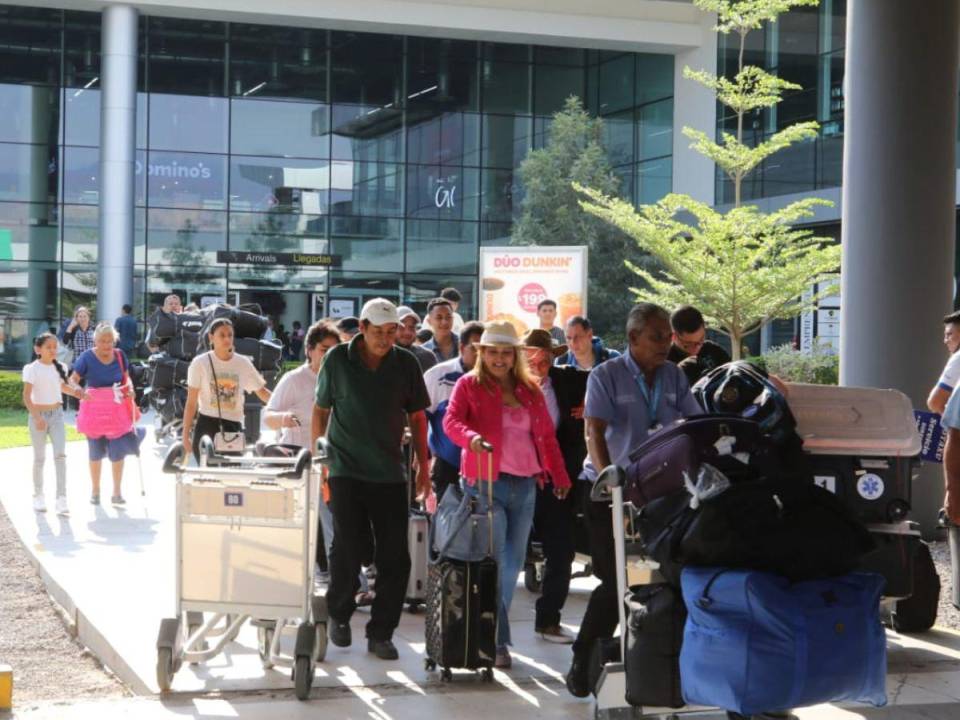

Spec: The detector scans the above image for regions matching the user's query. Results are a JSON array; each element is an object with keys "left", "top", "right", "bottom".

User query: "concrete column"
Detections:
[
  {"left": 840, "top": 0, "right": 960, "bottom": 531},
  {"left": 98, "top": 5, "right": 138, "bottom": 323}
]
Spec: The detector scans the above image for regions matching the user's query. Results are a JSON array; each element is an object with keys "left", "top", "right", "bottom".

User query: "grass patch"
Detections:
[{"left": 0, "top": 408, "right": 84, "bottom": 450}]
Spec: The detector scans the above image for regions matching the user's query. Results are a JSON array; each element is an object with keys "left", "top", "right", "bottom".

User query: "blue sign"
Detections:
[
  {"left": 914, "top": 410, "right": 946, "bottom": 464},
  {"left": 224, "top": 491, "right": 244, "bottom": 508}
]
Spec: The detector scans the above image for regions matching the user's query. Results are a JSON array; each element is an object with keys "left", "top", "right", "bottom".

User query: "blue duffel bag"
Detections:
[{"left": 680, "top": 568, "right": 887, "bottom": 715}]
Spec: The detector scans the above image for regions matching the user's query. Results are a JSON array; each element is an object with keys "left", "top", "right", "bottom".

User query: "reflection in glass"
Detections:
[
  {"left": 407, "top": 112, "right": 480, "bottom": 166},
  {"left": 147, "top": 152, "right": 227, "bottom": 210},
  {"left": 0, "top": 261, "right": 59, "bottom": 319},
  {"left": 230, "top": 25, "right": 327, "bottom": 101},
  {"left": 331, "top": 104, "right": 402, "bottom": 162},
  {"left": 635, "top": 54, "right": 674, "bottom": 105},
  {"left": 0, "top": 202, "right": 58, "bottom": 262},
  {"left": 149, "top": 94, "right": 228, "bottom": 153},
  {"left": 331, "top": 32, "right": 402, "bottom": 105},
  {"left": 330, "top": 162, "right": 402, "bottom": 217},
  {"left": 229, "top": 212, "right": 328, "bottom": 253},
  {"left": 481, "top": 168, "right": 521, "bottom": 223},
  {"left": 0, "top": 7, "right": 62, "bottom": 86},
  {"left": 637, "top": 99, "right": 673, "bottom": 160},
  {"left": 407, "top": 38, "right": 479, "bottom": 112},
  {"left": 146, "top": 208, "right": 226, "bottom": 266},
  {"left": 329, "top": 216, "right": 402, "bottom": 271},
  {"left": 482, "top": 115, "right": 532, "bottom": 169},
  {"left": 480, "top": 61, "right": 530, "bottom": 114},
  {"left": 231, "top": 99, "right": 329, "bottom": 158},
  {"left": 637, "top": 158, "right": 672, "bottom": 205},
  {"left": 147, "top": 264, "right": 227, "bottom": 309},
  {"left": 60, "top": 205, "right": 147, "bottom": 264},
  {"left": 64, "top": 147, "right": 146, "bottom": 206},
  {"left": 0, "top": 84, "right": 60, "bottom": 145},
  {"left": 0, "top": 142, "right": 58, "bottom": 204},
  {"left": 534, "top": 64, "right": 584, "bottom": 116},
  {"left": 598, "top": 54, "right": 634, "bottom": 114},
  {"left": 147, "top": 18, "right": 226, "bottom": 96},
  {"left": 230, "top": 156, "right": 330, "bottom": 214},
  {"left": 406, "top": 220, "right": 478, "bottom": 274},
  {"left": 64, "top": 88, "right": 148, "bottom": 148},
  {"left": 605, "top": 110, "right": 635, "bottom": 167}
]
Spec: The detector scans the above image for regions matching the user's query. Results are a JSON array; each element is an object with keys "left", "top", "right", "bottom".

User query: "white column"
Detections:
[
  {"left": 840, "top": 0, "right": 960, "bottom": 529},
  {"left": 98, "top": 5, "right": 138, "bottom": 322}
]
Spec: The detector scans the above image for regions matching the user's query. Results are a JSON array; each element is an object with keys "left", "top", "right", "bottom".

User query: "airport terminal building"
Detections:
[{"left": 0, "top": 0, "right": 852, "bottom": 364}]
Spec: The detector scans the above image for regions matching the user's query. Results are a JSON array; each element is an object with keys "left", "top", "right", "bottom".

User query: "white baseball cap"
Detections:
[
  {"left": 360, "top": 298, "right": 400, "bottom": 326},
  {"left": 396, "top": 305, "right": 421, "bottom": 324}
]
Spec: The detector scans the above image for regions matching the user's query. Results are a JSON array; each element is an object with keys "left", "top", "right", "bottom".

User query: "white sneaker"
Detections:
[
  {"left": 33, "top": 494, "right": 47, "bottom": 512},
  {"left": 55, "top": 496, "right": 69, "bottom": 515}
]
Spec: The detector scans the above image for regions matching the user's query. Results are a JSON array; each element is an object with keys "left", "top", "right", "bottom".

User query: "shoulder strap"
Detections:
[
  {"left": 207, "top": 353, "right": 226, "bottom": 433},
  {"left": 114, "top": 349, "right": 128, "bottom": 380}
]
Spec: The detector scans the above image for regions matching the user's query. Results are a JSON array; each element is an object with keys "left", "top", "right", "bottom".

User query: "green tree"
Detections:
[
  {"left": 513, "top": 96, "right": 645, "bottom": 343},
  {"left": 577, "top": 0, "right": 840, "bottom": 358}
]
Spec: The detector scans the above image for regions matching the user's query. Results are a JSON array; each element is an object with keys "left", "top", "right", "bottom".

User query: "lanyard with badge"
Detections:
[{"left": 634, "top": 372, "right": 663, "bottom": 435}]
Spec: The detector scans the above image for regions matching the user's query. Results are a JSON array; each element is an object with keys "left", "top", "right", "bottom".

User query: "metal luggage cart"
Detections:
[
  {"left": 156, "top": 437, "right": 328, "bottom": 700},
  {"left": 589, "top": 466, "right": 712, "bottom": 720}
]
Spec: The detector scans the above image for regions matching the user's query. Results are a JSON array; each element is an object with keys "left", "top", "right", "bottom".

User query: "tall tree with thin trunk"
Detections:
[{"left": 577, "top": 0, "right": 840, "bottom": 359}]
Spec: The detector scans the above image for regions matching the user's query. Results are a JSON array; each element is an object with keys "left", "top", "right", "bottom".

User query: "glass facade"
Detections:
[
  {"left": 716, "top": 0, "right": 845, "bottom": 203},
  {"left": 0, "top": 6, "right": 674, "bottom": 366}
]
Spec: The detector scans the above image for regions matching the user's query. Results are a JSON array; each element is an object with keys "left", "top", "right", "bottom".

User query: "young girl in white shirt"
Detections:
[{"left": 22, "top": 333, "right": 83, "bottom": 514}]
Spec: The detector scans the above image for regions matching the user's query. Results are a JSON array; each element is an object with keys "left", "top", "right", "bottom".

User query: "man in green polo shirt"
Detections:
[{"left": 311, "top": 298, "right": 431, "bottom": 661}]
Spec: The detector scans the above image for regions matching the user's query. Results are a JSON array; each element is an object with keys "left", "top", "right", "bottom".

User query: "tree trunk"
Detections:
[{"left": 729, "top": 332, "right": 742, "bottom": 361}]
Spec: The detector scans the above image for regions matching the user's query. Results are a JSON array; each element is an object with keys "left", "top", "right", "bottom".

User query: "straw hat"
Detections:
[
  {"left": 476, "top": 321, "right": 522, "bottom": 347},
  {"left": 521, "top": 328, "right": 568, "bottom": 358}
]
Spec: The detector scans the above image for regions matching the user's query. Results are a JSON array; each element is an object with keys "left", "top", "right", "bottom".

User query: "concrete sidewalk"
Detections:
[{"left": 2, "top": 416, "right": 960, "bottom": 719}]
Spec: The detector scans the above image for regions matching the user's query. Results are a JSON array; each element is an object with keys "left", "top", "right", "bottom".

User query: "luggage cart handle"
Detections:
[
  {"left": 278, "top": 448, "right": 312, "bottom": 479},
  {"left": 591, "top": 464, "right": 625, "bottom": 502},
  {"left": 314, "top": 436, "right": 331, "bottom": 462},
  {"left": 163, "top": 442, "right": 186, "bottom": 474}
]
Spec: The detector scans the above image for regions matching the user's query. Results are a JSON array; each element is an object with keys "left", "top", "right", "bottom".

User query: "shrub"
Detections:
[
  {"left": 760, "top": 342, "right": 839, "bottom": 385},
  {"left": 0, "top": 370, "right": 24, "bottom": 410}
]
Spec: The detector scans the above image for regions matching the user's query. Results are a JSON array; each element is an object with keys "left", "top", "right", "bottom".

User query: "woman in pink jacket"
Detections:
[{"left": 443, "top": 321, "right": 571, "bottom": 669}]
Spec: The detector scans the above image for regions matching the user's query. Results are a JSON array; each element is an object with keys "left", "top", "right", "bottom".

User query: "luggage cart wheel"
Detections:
[
  {"left": 156, "top": 647, "right": 175, "bottom": 692},
  {"left": 481, "top": 667, "right": 494, "bottom": 683},
  {"left": 293, "top": 655, "right": 314, "bottom": 700},
  {"left": 440, "top": 668, "right": 452, "bottom": 682},
  {"left": 524, "top": 563, "right": 542, "bottom": 594},
  {"left": 257, "top": 626, "right": 275, "bottom": 669},
  {"left": 424, "top": 658, "right": 436, "bottom": 671},
  {"left": 313, "top": 622, "right": 328, "bottom": 663}
]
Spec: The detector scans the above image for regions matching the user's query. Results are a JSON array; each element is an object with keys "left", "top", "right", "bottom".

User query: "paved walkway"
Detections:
[{"left": 2, "top": 414, "right": 960, "bottom": 718}]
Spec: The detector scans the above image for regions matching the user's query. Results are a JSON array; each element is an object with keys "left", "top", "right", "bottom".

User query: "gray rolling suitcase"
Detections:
[{"left": 406, "top": 508, "right": 429, "bottom": 611}]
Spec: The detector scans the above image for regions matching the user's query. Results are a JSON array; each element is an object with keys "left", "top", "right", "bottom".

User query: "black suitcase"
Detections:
[
  {"left": 806, "top": 453, "right": 914, "bottom": 524},
  {"left": 424, "top": 556, "right": 498, "bottom": 680},
  {"left": 234, "top": 337, "right": 283, "bottom": 371},
  {"left": 167, "top": 330, "right": 200, "bottom": 361},
  {"left": 624, "top": 584, "right": 685, "bottom": 708}
]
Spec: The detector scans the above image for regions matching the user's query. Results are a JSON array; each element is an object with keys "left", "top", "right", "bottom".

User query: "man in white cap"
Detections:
[
  {"left": 311, "top": 298, "right": 431, "bottom": 661},
  {"left": 396, "top": 306, "right": 438, "bottom": 373}
]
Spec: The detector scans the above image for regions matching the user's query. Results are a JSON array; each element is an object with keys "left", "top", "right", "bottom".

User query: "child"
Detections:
[{"left": 22, "top": 333, "right": 82, "bottom": 514}]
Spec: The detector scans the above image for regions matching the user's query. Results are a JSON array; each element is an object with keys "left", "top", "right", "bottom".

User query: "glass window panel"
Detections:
[
  {"left": 482, "top": 114, "right": 531, "bottom": 169},
  {"left": 328, "top": 271, "right": 401, "bottom": 310},
  {"left": 637, "top": 158, "right": 672, "bottom": 205},
  {"left": 0, "top": 7, "right": 62, "bottom": 85},
  {"left": 636, "top": 54, "right": 674, "bottom": 105},
  {"left": 329, "top": 216, "right": 402, "bottom": 271},
  {"left": 231, "top": 99, "right": 329, "bottom": 158},
  {"left": 613, "top": 164, "right": 634, "bottom": 204},
  {"left": 147, "top": 263, "right": 227, "bottom": 310},
  {"left": 147, "top": 18, "right": 226, "bottom": 96},
  {"left": 604, "top": 110, "right": 635, "bottom": 167},
  {"left": 330, "top": 161, "right": 402, "bottom": 217},
  {"left": 0, "top": 142, "right": 58, "bottom": 204},
  {"left": 0, "top": 201, "right": 58, "bottom": 263},
  {"left": 147, "top": 151, "right": 227, "bottom": 210},
  {"left": 406, "top": 38, "right": 479, "bottom": 112},
  {"left": 534, "top": 47, "right": 585, "bottom": 66},
  {"left": 598, "top": 54, "right": 634, "bottom": 114},
  {"left": 830, "top": 0, "right": 847, "bottom": 51},
  {"left": 331, "top": 32, "right": 402, "bottom": 105},
  {"left": 228, "top": 266, "right": 329, "bottom": 293},
  {"left": 482, "top": 43, "right": 528, "bottom": 63},
  {"left": 406, "top": 220, "right": 477, "bottom": 274},
  {"left": 763, "top": 135, "right": 816, "bottom": 196},
  {"left": 0, "top": 317, "right": 57, "bottom": 367},
  {"left": 230, "top": 156, "right": 330, "bottom": 214},
  {"left": 532, "top": 116, "right": 552, "bottom": 150},
  {"left": 480, "top": 222, "right": 512, "bottom": 245},
  {"left": 0, "top": 260, "right": 59, "bottom": 320},
  {"left": 481, "top": 168, "right": 521, "bottom": 223},
  {"left": 408, "top": 112, "right": 480, "bottom": 166},
  {"left": 0, "top": 84, "right": 60, "bottom": 145},
  {"left": 481, "top": 61, "right": 530, "bottom": 114},
  {"left": 534, "top": 64, "right": 584, "bottom": 116},
  {"left": 61, "top": 262, "right": 100, "bottom": 319},
  {"left": 64, "top": 89, "right": 148, "bottom": 148},
  {"left": 637, "top": 99, "right": 673, "bottom": 160},
  {"left": 331, "top": 104, "right": 402, "bottom": 162},
  {"left": 60, "top": 205, "right": 146, "bottom": 264},
  {"left": 819, "top": 134, "right": 842, "bottom": 188},
  {"left": 406, "top": 166, "right": 479, "bottom": 221},
  {"left": 229, "top": 211, "right": 328, "bottom": 253},
  {"left": 403, "top": 274, "right": 477, "bottom": 320},
  {"left": 230, "top": 25, "right": 327, "bottom": 101},
  {"left": 146, "top": 208, "right": 226, "bottom": 267},
  {"left": 64, "top": 12, "right": 101, "bottom": 88},
  {"left": 149, "top": 94, "right": 228, "bottom": 153}
]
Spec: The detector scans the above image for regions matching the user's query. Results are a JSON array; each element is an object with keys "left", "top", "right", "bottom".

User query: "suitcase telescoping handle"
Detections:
[{"left": 475, "top": 440, "right": 495, "bottom": 558}]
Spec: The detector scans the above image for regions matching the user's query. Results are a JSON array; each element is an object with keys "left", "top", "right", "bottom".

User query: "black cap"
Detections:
[{"left": 336, "top": 316, "right": 360, "bottom": 333}]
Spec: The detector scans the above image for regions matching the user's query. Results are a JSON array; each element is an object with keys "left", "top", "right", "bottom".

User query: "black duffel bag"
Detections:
[
  {"left": 234, "top": 336, "right": 283, "bottom": 371},
  {"left": 198, "top": 304, "right": 268, "bottom": 345},
  {"left": 167, "top": 330, "right": 200, "bottom": 360},
  {"left": 641, "top": 478, "right": 876, "bottom": 586},
  {"left": 151, "top": 356, "right": 189, "bottom": 390},
  {"left": 146, "top": 310, "right": 177, "bottom": 342},
  {"left": 624, "top": 584, "right": 685, "bottom": 709},
  {"left": 175, "top": 312, "right": 204, "bottom": 334}
]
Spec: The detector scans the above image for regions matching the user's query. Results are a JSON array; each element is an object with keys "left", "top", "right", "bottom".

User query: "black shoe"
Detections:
[
  {"left": 329, "top": 619, "right": 351, "bottom": 647},
  {"left": 565, "top": 654, "right": 590, "bottom": 698},
  {"left": 367, "top": 637, "right": 399, "bottom": 660}
]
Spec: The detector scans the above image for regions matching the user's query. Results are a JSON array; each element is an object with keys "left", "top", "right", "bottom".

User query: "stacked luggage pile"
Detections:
[
  {"left": 143, "top": 303, "right": 283, "bottom": 443},
  {"left": 607, "top": 361, "right": 936, "bottom": 717}
]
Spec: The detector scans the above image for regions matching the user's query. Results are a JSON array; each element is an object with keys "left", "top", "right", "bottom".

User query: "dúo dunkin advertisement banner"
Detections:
[{"left": 478, "top": 246, "right": 589, "bottom": 335}]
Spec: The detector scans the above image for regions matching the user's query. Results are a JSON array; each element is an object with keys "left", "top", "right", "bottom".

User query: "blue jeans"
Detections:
[{"left": 465, "top": 473, "right": 537, "bottom": 648}]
